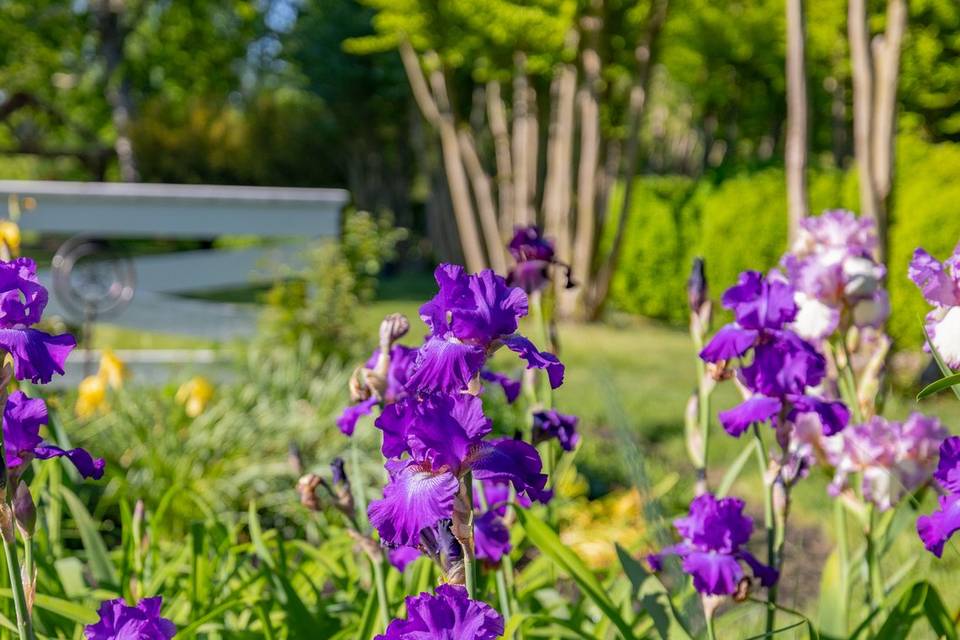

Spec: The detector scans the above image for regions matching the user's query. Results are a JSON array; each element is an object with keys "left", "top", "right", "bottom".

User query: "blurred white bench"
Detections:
[{"left": 0, "top": 181, "right": 348, "bottom": 339}]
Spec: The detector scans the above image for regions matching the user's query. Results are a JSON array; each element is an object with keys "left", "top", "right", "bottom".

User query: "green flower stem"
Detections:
[
  {"left": 369, "top": 554, "right": 390, "bottom": 630},
  {"left": 752, "top": 425, "right": 777, "bottom": 635},
  {"left": 705, "top": 612, "right": 717, "bottom": 640},
  {"left": 834, "top": 500, "right": 849, "bottom": 634},
  {"left": 865, "top": 506, "right": 885, "bottom": 615},
  {"left": 2, "top": 527, "right": 32, "bottom": 640},
  {"left": 696, "top": 358, "right": 712, "bottom": 493}
]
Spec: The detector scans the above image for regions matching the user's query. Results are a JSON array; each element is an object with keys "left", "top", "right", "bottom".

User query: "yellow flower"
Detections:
[
  {"left": 97, "top": 349, "right": 127, "bottom": 389},
  {"left": 75, "top": 375, "right": 108, "bottom": 419},
  {"left": 0, "top": 220, "right": 20, "bottom": 255},
  {"left": 176, "top": 376, "right": 214, "bottom": 418}
]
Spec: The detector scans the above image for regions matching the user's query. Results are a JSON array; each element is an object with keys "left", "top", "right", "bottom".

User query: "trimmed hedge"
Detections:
[{"left": 609, "top": 135, "right": 960, "bottom": 348}]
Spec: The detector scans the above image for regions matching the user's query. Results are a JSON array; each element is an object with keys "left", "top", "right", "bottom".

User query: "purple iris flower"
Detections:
[
  {"left": 647, "top": 494, "right": 777, "bottom": 595},
  {"left": 0, "top": 258, "right": 75, "bottom": 384},
  {"left": 506, "top": 225, "right": 573, "bottom": 293},
  {"left": 701, "top": 271, "right": 848, "bottom": 438},
  {"left": 475, "top": 478, "right": 534, "bottom": 517},
  {"left": 406, "top": 264, "right": 564, "bottom": 394},
  {"left": 387, "top": 545, "right": 422, "bottom": 572},
  {"left": 474, "top": 510, "right": 511, "bottom": 564},
  {"left": 782, "top": 210, "right": 888, "bottom": 340},
  {"left": 375, "top": 584, "right": 503, "bottom": 640},
  {"left": 368, "top": 393, "right": 548, "bottom": 546},
  {"left": 84, "top": 597, "right": 175, "bottom": 640},
  {"left": 480, "top": 369, "right": 521, "bottom": 404},
  {"left": 5, "top": 391, "right": 104, "bottom": 479},
  {"left": 532, "top": 410, "right": 580, "bottom": 451},
  {"left": 918, "top": 436, "right": 960, "bottom": 557},
  {"left": 337, "top": 345, "right": 417, "bottom": 436},
  {"left": 909, "top": 245, "right": 960, "bottom": 368}
]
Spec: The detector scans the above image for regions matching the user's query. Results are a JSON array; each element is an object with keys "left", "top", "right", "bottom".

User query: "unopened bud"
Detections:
[
  {"left": 330, "top": 458, "right": 355, "bottom": 516},
  {"left": 288, "top": 443, "right": 304, "bottom": 476},
  {"left": 419, "top": 519, "right": 464, "bottom": 585},
  {"left": 379, "top": 313, "right": 410, "bottom": 350},
  {"left": 13, "top": 483, "right": 35, "bottom": 539},
  {"left": 687, "top": 257, "right": 709, "bottom": 312},
  {"left": 297, "top": 474, "right": 323, "bottom": 512}
]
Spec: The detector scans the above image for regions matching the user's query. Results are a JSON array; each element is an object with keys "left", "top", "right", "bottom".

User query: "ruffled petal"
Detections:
[
  {"left": 387, "top": 546, "right": 422, "bottom": 572},
  {"left": 501, "top": 335, "right": 564, "bottom": 388},
  {"left": 718, "top": 396, "right": 782, "bottom": 437},
  {"left": 3, "top": 390, "right": 46, "bottom": 467},
  {"left": 0, "top": 328, "right": 75, "bottom": 384},
  {"left": 699, "top": 325, "right": 758, "bottom": 362},
  {"left": 788, "top": 396, "right": 849, "bottom": 436},
  {"left": 406, "top": 337, "right": 486, "bottom": 394},
  {"left": 480, "top": 370, "right": 521, "bottom": 404},
  {"left": 917, "top": 493, "right": 960, "bottom": 558},
  {"left": 738, "top": 550, "right": 778, "bottom": 587},
  {"left": 452, "top": 269, "right": 527, "bottom": 344},
  {"left": 336, "top": 398, "right": 377, "bottom": 436},
  {"left": 375, "top": 584, "right": 503, "bottom": 640},
  {"left": 367, "top": 459, "right": 459, "bottom": 547},
  {"left": 909, "top": 248, "right": 959, "bottom": 306},
  {"left": 681, "top": 550, "right": 744, "bottom": 595},
  {"left": 375, "top": 399, "right": 416, "bottom": 459},
  {"left": 474, "top": 510, "right": 511, "bottom": 564},
  {"left": 721, "top": 271, "right": 797, "bottom": 330},
  {"left": 471, "top": 438, "right": 550, "bottom": 503},
  {"left": 34, "top": 444, "right": 105, "bottom": 479},
  {"left": 934, "top": 436, "right": 960, "bottom": 493}
]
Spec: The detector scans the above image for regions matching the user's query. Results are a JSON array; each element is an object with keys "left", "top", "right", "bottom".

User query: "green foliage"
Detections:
[
  {"left": 888, "top": 134, "right": 960, "bottom": 347},
  {"left": 257, "top": 210, "right": 406, "bottom": 363},
  {"left": 608, "top": 134, "right": 960, "bottom": 350}
]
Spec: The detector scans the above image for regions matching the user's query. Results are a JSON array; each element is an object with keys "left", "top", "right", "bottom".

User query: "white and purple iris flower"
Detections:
[
  {"left": 782, "top": 210, "right": 888, "bottom": 340},
  {"left": 374, "top": 584, "right": 503, "bottom": 640},
  {"left": 84, "top": 597, "right": 175, "bottom": 640},
  {"left": 824, "top": 413, "right": 947, "bottom": 511},
  {"left": 699, "top": 271, "right": 849, "bottom": 438},
  {"left": 909, "top": 244, "right": 960, "bottom": 368},
  {"left": 0, "top": 258, "right": 76, "bottom": 384},
  {"left": 5, "top": 391, "right": 104, "bottom": 480},
  {"left": 647, "top": 493, "right": 777, "bottom": 595},
  {"left": 407, "top": 264, "right": 564, "bottom": 394},
  {"left": 367, "top": 393, "right": 549, "bottom": 547},
  {"left": 918, "top": 436, "right": 960, "bottom": 557}
]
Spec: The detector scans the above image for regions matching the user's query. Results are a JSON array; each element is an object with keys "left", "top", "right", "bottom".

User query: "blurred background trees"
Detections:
[{"left": 0, "top": 0, "right": 958, "bottom": 325}]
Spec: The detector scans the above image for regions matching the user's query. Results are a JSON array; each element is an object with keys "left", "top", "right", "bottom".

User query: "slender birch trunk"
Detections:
[
  {"left": 459, "top": 129, "right": 508, "bottom": 273},
  {"left": 542, "top": 63, "right": 577, "bottom": 277},
  {"left": 848, "top": 0, "right": 878, "bottom": 222},
  {"left": 512, "top": 55, "right": 533, "bottom": 226},
  {"left": 487, "top": 82, "right": 515, "bottom": 241},
  {"left": 785, "top": 0, "right": 809, "bottom": 241}
]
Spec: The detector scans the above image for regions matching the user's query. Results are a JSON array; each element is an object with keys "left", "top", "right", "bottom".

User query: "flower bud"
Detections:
[
  {"left": 13, "top": 483, "right": 35, "bottom": 539},
  {"left": 419, "top": 519, "right": 464, "bottom": 584},
  {"left": 379, "top": 313, "right": 410, "bottom": 350},
  {"left": 296, "top": 474, "right": 323, "bottom": 512},
  {"left": 687, "top": 257, "right": 708, "bottom": 312},
  {"left": 330, "top": 457, "right": 355, "bottom": 516}
]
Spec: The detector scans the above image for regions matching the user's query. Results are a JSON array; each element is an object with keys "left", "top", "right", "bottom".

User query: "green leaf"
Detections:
[
  {"left": 921, "top": 322, "right": 960, "bottom": 400},
  {"left": 0, "top": 589, "right": 97, "bottom": 624},
  {"left": 874, "top": 581, "right": 957, "bottom": 640},
  {"left": 615, "top": 543, "right": 648, "bottom": 600},
  {"left": 515, "top": 509, "right": 638, "bottom": 640},
  {"left": 637, "top": 574, "right": 693, "bottom": 640},
  {"left": 717, "top": 439, "right": 757, "bottom": 498},
  {"left": 59, "top": 486, "right": 118, "bottom": 586},
  {"left": 816, "top": 550, "right": 846, "bottom": 637},
  {"left": 175, "top": 598, "right": 250, "bottom": 638},
  {"left": 917, "top": 372, "right": 960, "bottom": 400}
]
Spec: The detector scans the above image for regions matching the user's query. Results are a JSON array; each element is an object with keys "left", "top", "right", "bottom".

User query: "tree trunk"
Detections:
[
  {"left": 512, "top": 55, "right": 533, "bottom": 227},
  {"left": 459, "top": 129, "right": 508, "bottom": 273},
  {"left": 588, "top": 0, "right": 669, "bottom": 319},
  {"left": 486, "top": 81, "right": 515, "bottom": 241},
  {"left": 870, "top": 0, "right": 906, "bottom": 260},
  {"left": 94, "top": 0, "right": 138, "bottom": 182},
  {"left": 542, "top": 63, "right": 577, "bottom": 275},
  {"left": 398, "top": 42, "right": 487, "bottom": 272},
  {"left": 848, "top": 0, "right": 879, "bottom": 223},
  {"left": 785, "top": 0, "right": 809, "bottom": 241}
]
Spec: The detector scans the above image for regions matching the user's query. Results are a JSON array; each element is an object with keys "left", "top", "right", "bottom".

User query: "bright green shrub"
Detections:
[
  {"left": 608, "top": 176, "right": 699, "bottom": 323},
  {"left": 888, "top": 135, "right": 960, "bottom": 347},
  {"left": 607, "top": 138, "right": 960, "bottom": 351}
]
